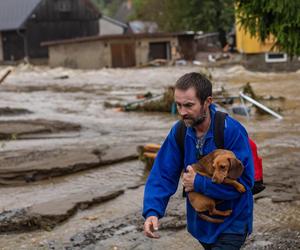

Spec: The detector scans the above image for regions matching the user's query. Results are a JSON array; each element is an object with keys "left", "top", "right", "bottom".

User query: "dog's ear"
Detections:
[{"left": 228, "top": 158, "right": 244, "bottom": 179}]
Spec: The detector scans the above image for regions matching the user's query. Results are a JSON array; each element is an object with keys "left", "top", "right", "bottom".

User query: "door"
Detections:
[
  {"left": 111, "top": 43, "right": 136, "bottom": 68},
  {"left": 3, "top": 31, "right": 25, "bottom": 61}
]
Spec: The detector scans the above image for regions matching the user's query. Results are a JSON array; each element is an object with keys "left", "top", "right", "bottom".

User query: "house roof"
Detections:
[
  {"left": 101, "top": 15, "right": 128, "bottom": 29},
  {"left": 0, "top": 0, "right": 42, "bottom": 32},
  {"left": 0, "top": 0, "right": 101, "bottom": 32},
  {"left": 42, "top": 32, "right": 179, "bottom": 47}
]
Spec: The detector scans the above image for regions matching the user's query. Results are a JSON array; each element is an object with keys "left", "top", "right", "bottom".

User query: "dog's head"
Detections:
[{"left": 212, "top": 152, "right": 244, "bottom": 183}]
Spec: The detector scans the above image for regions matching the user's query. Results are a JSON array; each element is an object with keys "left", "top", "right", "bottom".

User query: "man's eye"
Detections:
[{"left": 183, "top": 103, "right": 193, "bottom": 108}]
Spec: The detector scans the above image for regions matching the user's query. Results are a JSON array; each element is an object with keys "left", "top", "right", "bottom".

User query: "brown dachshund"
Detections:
[{"left": 188, "top": 149, "right": 246, "bottom": 223}]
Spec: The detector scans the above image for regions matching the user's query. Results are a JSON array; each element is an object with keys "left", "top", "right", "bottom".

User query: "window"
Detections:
[
  {"left": 265, "top": 53, "right": 287, "bottom": 63},
  {"left": 55, "top": 0, "right": 72, "bottom": 12},
  {"left": 149, "top": 42, "right": 171, "bottom": 60}
]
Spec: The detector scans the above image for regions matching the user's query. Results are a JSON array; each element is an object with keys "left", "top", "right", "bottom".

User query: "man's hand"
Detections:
[
  {"left": 182, "top": 165, "right": 196, "bottom": 192},
  {"left": 144, "top": 216, "right": 160, "bottom": 238}
]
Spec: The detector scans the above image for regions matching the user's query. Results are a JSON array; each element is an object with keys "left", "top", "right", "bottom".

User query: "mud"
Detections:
[
  {"left": 0, "top": 64, "right": 299, "bottom": 249},
  {"left": 0, "top": 107, "right": 32, "bottom": 116},
  {"left": 0, "top": 119, "right": 81, "bottom": 140},
  {"left": 0, "top": 145, "right": 138, "bottom": 185},
  {"left": 0, "top": 188, "right": 124, "bottom": 232}
]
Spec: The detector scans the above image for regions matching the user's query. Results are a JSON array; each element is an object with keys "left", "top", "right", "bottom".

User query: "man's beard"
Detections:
[{"left": 182, "top": 111, "right": 207, "bottom": 127}]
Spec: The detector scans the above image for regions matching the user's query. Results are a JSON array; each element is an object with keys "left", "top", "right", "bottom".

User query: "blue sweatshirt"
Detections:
[{"left": 143, "top": 105, "right": 254, "bottom": 244}]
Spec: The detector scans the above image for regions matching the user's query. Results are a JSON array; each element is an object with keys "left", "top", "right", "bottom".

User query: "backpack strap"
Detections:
[
  {"left": 175, "top": 120, "right": 187, "bottom": 160},
  {"left": 214, "top": 111, "right": 228, "bottom": 149},
  {"left": 175, "top": 120, "right": 187, "bottom": 197}
]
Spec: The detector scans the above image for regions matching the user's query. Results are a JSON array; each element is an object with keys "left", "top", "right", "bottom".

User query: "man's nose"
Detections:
[{"left": 178, "top": 106, "right": 188, "bottom": 116}]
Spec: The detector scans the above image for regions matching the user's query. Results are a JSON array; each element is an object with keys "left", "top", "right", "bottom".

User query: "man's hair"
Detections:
[{"left": 175, "top": 72, "right": 212, "bottom": 104}]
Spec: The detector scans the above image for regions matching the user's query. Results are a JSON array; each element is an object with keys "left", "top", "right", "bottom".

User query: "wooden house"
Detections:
[{"left": 0, "top": 0, "right": 100, "bottom": 63}]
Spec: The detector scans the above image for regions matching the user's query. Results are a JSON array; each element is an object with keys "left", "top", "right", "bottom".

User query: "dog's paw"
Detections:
[
  {"left": 237, "top": 184, "right": 246, "bottom": 193},
  {"left": 224, "top": 209, "right": 232, "bottom": 216}
]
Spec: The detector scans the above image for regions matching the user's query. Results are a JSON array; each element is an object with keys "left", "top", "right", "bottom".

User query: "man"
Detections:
[{"left": 143, "top": 72, "right": 254, "bottom": 249}]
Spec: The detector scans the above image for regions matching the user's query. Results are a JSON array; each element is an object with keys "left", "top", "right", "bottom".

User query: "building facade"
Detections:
[
  {"left": 235, "top": 21, "right": 300, "bottom": 71},
  {"left": 44, "top": 33, "right": 179, "bottom": 69},
  {"left": 0, "top": 0, "right": 100, "bottom": 63}
]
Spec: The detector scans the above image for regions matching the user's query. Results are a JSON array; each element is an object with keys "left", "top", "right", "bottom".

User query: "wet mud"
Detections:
[
  {"left": 0, "top": 119, "right": 81, "bottom": 140},
  {"left": 0, "top": 107, "right": 32, "bottom": 116},
  {"left": 0, "top": 65, "right": 299, "bottom": 249},
  {"left": 0, "top": 188, "right": 124, "bottom": 232},
  {"left": 0, "top": 145, "right": 138, "bottom": 185}
]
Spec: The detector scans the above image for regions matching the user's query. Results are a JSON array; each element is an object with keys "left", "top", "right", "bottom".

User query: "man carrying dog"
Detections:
[{"left": 143, "top": 72, "right": 254, "bottom": 249}]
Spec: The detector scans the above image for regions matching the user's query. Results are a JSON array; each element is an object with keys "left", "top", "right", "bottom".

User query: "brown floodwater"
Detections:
[{"left": 0, "top": 65, "right": 299, "bottom": 249}]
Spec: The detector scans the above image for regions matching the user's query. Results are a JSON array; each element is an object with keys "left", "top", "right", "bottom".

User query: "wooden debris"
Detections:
[
  {"left": 0, "top": 68, "right": 12, "bottom": 85},
  {"left": 138, "top": 143, "right": 161, "bottom": 169}
]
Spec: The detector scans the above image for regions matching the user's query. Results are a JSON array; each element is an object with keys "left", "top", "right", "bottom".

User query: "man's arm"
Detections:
[{"left": 142, "top": 124, "right": 183, "bottom": 227}]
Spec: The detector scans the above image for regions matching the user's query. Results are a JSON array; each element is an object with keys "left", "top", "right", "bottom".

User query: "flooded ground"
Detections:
[{"left": 0, "top": 64, "right": 299, "bottom": 249}]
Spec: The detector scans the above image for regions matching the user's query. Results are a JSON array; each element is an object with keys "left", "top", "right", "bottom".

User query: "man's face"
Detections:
[{"left": 174, "top": 87, "right": 208, "bottom": 127}]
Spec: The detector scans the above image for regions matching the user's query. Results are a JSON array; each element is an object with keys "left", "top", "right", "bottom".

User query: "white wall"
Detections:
[
  {"left": 48, "top": 40, "right": 110, "bottom": 69},
  {"left": 99, "top": 19, "right": 124, "bottom": 35}
]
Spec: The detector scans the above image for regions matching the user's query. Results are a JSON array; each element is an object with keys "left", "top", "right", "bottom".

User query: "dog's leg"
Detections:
[
  {"left": 209, "top": 207, "right": 232, "bottom": 217},
  {"left": 198, "top": 213, "right": 224, "bottom": 223},
  {"left": 223, "top": 178, "right": 246, "bottom": 193}
]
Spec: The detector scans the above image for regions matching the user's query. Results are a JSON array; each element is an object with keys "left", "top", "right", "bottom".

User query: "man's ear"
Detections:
[
  {"left": 228, "top": 158, "right": 244, "bottom": 179},
  {"left": 203, "top": 96, "right": 213, "bottom": 110},
  {"left": 206, "top": 96, "right": 213, "bottom": 105}
]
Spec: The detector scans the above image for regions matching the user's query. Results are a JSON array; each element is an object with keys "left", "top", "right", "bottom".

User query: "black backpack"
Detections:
[{"left": 176, "top": 111, "right": 265, "bottom": 195}]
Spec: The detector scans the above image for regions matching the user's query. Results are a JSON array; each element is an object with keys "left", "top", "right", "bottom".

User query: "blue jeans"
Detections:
[{"left": 200, "top": 232, "right": 248, "bottom": 250}]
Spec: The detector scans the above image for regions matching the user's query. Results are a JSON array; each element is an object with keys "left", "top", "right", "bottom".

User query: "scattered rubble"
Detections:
[{"left": 104, "top": 71, "right": 283, "bottom": 119}]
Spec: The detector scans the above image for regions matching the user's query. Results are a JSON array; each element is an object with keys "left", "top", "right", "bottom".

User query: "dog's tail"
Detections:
[{"left": 198, "top": 213, "right": 224, "bottom": 223}]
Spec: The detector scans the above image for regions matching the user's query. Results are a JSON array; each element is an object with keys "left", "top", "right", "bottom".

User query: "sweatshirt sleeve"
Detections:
[
  {"left": 193, "top": 117, "right": 254, "bottom": 200},
  {"left": 142, "top": 124, "right": 184, "bottom": 219}
]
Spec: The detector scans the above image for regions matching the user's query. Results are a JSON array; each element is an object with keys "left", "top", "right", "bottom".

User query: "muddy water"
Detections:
[{"left": 0, "top": 65, "right": 299, "bottom": 249}]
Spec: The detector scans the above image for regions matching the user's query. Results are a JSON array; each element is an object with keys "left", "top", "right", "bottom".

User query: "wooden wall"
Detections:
[{"left": 3, "top": 0, "right": 100, "bottom": 61}]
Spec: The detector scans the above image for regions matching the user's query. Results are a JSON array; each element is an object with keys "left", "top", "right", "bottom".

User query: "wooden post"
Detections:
[{"left": 0, "top": 69, "right": 12, "bottom": 85}]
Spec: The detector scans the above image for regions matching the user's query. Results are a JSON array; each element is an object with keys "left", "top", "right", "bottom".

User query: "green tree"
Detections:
[
  {"left": 132, "top": 0, "right": 235, "bottom": 35},
  {"left": 91, "top": 0, "right": 123, "bottom": 17},
  {"left": 235, "top": 0, "right": 300, "bottom": 56}
]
